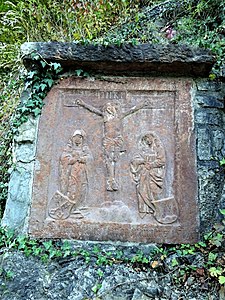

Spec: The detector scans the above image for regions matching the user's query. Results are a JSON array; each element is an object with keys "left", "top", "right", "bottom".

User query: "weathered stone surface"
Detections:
[
  {"left": 14, "top": 117, "right": 37, "bottom": 144},
  {"left": 1, "top": 163, "right": 35, "bottom": 232},
  {"left": 197, "top": 166, "right": 224, "bottom": 230},
  {"left": 212, "top": 130, "right": 224, "bottom": 153},
  {"left": 194, "top": 79, "right": 225, "bottom": 232},
  {"left": 28, "top": 76, "right": 198, "bottom": 243},
  {"left": 0, "top": 249, "right": 220, "bottom": 300},
  {"left": 3, "top": 43, "right": 225, "bottom": 241},
  {"left": 195, "top": 109, "right": 223, "bottom": 126},
  {"left": 195, "top": 95, "right": 224, "bottom": 108},
  {"left": 21, "top": 42, "right": 215, "bottom": 76},
  {"left": 1, "top": 117, "right": 38, "bottom": 233},
  {"left": 197, "top": 128, "right": 212, "bottom": 160},
  {"left": 196, "top": 79, "right": 222, "bottom": 91}
]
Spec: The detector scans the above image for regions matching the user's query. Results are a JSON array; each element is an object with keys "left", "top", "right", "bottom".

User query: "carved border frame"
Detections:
[{"left": 28, "top": 77, "right": 198, "bottom": 243}]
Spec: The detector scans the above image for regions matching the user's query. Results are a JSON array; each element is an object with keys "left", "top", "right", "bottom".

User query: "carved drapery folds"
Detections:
[
  {"left": 48, "top": 129, "right": 91, "bottom": 220},
  {"left": 29, "top": 77, "right": 198, "bottom": 243},
  {"left": 49, "top": 127, "right": 178, "bottom": 224},
  {"left": 130, "top": 133, "right": 178, "bottom": 224}
]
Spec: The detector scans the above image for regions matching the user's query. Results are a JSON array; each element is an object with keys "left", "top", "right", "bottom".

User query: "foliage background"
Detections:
[{"left": 0, "top": 0, "right": 225, "bottom": 217}]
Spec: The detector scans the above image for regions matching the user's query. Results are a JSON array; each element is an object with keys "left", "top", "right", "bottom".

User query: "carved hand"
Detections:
[
  {"left": 133, "top": 174, "right": 140, "bottom": 183},
  {"left": 145, "top": 161, "right": 154, "bottom": 170},
  {"left": 78, "top": 157, "right": 86, "bottom": 164},
  {"left": 144, "top": 100, "right": 151, "bottom": 107},
  {"left": 68, "top": 158, "right": 77, "bottom": 164},
  {"left": 76, "top": 99, "right": 84, "bottom": 106}
]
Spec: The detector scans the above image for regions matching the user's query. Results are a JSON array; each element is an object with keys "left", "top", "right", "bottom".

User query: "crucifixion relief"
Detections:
[
  {"left": 76, "top": 99, "right": 151, "bottom": 191},
  {"left": 28, "top": 77, "right": 198, "bottom": 243}
]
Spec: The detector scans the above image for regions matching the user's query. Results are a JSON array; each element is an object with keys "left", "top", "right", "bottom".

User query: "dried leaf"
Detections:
[
  {"left": 196, "top": 268, "right": 205, "bottom": 276},
  {"left": 151, "top": 260, "right": 159, "bottom": 268}
]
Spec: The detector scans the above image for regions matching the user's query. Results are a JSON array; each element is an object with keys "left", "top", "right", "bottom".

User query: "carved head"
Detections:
[
  {"left": 103, "top": 102, "right": 120, "bottom": 117},
  {"left": 72, "top": 129, "right": 86, "bottom": 146},
  {"left": 141, "top": 133, "right": 155, "bottom": 147}
]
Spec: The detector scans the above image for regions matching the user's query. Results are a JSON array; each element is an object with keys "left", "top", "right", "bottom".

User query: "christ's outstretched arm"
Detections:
[
  {"left": 76, "top": 99, "right": 103, "bottom": 117},
  {"left": 122, "top": 100, "right": 152, "bottom": 118}
]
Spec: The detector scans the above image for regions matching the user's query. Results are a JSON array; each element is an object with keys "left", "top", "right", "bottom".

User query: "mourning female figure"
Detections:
[
  {"left": 130, "top": 133, "right": 166, "bottom": 219},
  {"left": 49, "top": 129, "right": 91, "bottom": 220}
]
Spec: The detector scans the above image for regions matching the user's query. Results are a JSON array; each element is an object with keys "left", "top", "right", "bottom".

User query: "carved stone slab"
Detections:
[{"left": 29, "top": 77, "right": 198, "bottom": 243}]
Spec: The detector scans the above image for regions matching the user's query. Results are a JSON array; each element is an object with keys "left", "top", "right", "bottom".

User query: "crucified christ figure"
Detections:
[{"left": 76, "top": 99, "right": 150, "bottom": 191}]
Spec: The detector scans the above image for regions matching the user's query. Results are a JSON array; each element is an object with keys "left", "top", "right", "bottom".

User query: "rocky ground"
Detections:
[{"left": 0, "top": 241, "right": 222, "bottom": 300}]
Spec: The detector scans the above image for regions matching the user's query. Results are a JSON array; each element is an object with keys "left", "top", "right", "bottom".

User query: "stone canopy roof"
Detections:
[{"left": 21, "top": 42, "right": 215, "bottom": 77}]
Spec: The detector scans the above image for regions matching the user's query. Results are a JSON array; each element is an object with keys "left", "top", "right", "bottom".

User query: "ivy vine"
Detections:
[
  {"left": 0, "top": 54, "right": 63, "bottom": 217},
  {"left": 0, "top": 219, "right": 224, "bottom": 289},
  {"left": 13, "top": 54, "right": 63, "bottom": 130}
]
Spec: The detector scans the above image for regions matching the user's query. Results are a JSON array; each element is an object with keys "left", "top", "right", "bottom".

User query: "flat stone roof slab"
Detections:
[{"left": 21, "top": 42, "right": 215, "bottom": 76}]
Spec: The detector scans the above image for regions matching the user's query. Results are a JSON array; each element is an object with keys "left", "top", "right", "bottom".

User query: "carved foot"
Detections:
[
  {"left": 106, "top": 178, "right": 119, "bottom": 191},
  {"left": 106, "top": 179, "right": 113, "bottom": 191},
  {"left": 139, "top": 212, "right": 147, "bottom": 219},
  {"left": 111, "top": 179, "right": 119, "bottom": 191}
]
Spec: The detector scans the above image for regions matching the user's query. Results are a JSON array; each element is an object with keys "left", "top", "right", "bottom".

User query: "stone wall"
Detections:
[
  {"left": 194, "top": 79, "right": 225, "bottom": 231},
  {"left": 2, "top": 43, "right": 225, "bottom": 240},
  {"left": 2, "top": 112, "right": 38, "bottom": 233}
]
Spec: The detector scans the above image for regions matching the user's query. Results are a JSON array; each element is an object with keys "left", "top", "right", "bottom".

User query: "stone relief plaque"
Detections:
[{"left": 29, "top": 77, "right": 198, "bottom": 243}]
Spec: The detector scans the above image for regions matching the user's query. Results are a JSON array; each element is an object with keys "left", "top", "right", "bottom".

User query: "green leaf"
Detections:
[
  {"left": 33, "top": 247, "right": 42, "bottom": 256},
  {"left": 44, "top": 78, "right": 54, "bottom": 87},
  {"left": 40, "top": 60, "right": 47, "bottom": 68},
  {"left": 51, "top": 62, "right": 61, "bottom": 70},
  {"left": 43, "top": 241, "right": 53, "bottom": 250},
  {"left": 209, "top": 73, "right": 216, "bottom": 80},
  {"left": 31, "top": 53, "right": 40, "bottom": 60},
  {"left": 92, "top": 283, "right": 102, "bottom": 294},
  {"left": 171, "top": 258, "right": 179, "bottom": 267},
  {"left": 204, "top": 232, "right": 212, "bottom": 241},
  {"left": 97, "top": 269, "right": 103, "bottom": 277},
  {"left": 76, "top": 69, "right": 83, "bottom": 76},
  {"left": 27, "top": 71, "right": 37, "bottom": 79},
  {"left": 6, "top": 271, "right": 14, "bottom": 279},
  {"left": 209, "top": 267, "right": 223, "bottom": 277},
  {"left": 196, "top": 241, "right": 207, "bottom": 248},
  {"left": 208, "top": 252, "right": 217, "bottom": 262},
  {"left": 63, "top": 250, "right": 71, "bottom": 257},
  {"left": 220, "top": 209, "right": 225, "bottom": 215},
  {"left": 141, "top": 257, "right": 149, "bottom": 263},
  {"left": 211, "top": 233, "right": 223, "bottom": 247},
  {"left": 219, "top": 276, "right": 225, "bottom": 284},
  {"left": 83, "top": 72, "right": 90, "bottom": 77},
  {"left": 33, "top": 108, "right": 41, "bottom": 117},
  {"left": 40, "top": 83, "right": 47, "bottom": 91},
  {"left": 219, "top": 158, "right": 225, "bottom": 166},
  {"left": 93, "top": 245, "right": 101, "bottom": 254},
  {"left": 92, "top": 285, "right": 98, "bottom": 293}
]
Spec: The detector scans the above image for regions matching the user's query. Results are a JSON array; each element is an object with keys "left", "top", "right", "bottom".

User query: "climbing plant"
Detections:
[
  {"left": 0, "top": 218, "right": 224, "bottom": 289},
  {"left": 0, "top": 54, "right": 63, "bottom": 217}
]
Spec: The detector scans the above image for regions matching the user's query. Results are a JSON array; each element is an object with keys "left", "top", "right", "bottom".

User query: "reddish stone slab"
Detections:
[{"left": 29, "top": 77, "right": 198, "bottom": 243}]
